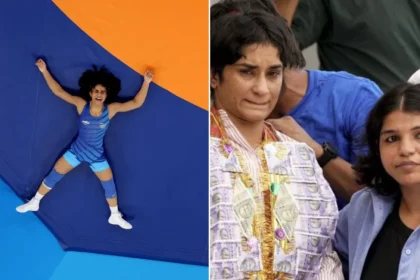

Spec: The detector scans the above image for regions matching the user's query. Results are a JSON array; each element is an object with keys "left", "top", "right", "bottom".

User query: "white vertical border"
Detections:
[{"left": 208, "top": 0, "right": 211, "bottom": 279}]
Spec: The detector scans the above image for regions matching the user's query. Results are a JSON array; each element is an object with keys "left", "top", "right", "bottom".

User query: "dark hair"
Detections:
[
  {"left": 211, "top": 0, "right": 305, "bottom": 83},
  {"left": 355, "top": 82, "right": 420, "bottom": 195},
  {"left": 78, "top": 65, "right": 121, "bottom": 104}
]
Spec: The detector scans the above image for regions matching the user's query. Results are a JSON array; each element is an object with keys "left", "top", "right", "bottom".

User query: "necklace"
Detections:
[
  {"left": 210, "top": 110, "right": 275, "bottom": 188},
  {"left": 211, "top": 108, "right": 297, "bottom": 279}
]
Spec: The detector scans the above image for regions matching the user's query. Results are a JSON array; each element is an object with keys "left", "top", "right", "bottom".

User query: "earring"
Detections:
[{"left": 210, "top": 79, "right": 217, "bottom": 88}]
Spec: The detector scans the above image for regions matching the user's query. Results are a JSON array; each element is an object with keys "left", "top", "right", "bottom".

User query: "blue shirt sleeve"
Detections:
[
  {"left": 334, "top": 204, "right": 350, "bottom": 278},
  {"left": 343, "top": 79, "right": 382, "bottom": 164},
  {"left": 333, "top": 189, "right": 370, "bottom": 279}
]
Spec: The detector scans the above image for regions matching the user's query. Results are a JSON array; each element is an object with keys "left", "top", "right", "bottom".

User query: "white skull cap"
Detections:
[{"left": 408, "top": 69, "right": 420, "bottom": 84}]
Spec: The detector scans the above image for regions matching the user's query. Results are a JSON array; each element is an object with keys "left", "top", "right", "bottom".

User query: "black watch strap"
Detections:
[{"left": 317, "top": 142, "right": 338, "bottom": 168}]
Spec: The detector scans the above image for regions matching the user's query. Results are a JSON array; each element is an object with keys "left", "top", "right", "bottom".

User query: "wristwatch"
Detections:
[{"left": 317, "top": 142, "right": 338, "bottom": 168}]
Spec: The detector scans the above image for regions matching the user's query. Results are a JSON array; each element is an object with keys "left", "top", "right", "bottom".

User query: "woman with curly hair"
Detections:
[
  {"left": 15, "top": 58, "right": 154, "bottom": 230},
  {"left": 334, "top": 83, "right": 420, "bottom": 279}
]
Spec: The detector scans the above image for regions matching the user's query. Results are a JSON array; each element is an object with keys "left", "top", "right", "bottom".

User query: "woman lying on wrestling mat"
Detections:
[{"left": 16, "top": 58, "right": 154, "bottom": 230}]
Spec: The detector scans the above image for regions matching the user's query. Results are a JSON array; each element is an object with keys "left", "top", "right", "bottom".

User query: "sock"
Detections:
[
  {"left": 110, "top": 206, "right": 118, "bottom": 214},
  {"left": 34, "top": 192, "right": 44, "bottom": 201}
]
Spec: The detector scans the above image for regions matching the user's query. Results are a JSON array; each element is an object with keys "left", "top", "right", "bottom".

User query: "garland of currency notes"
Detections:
[{"left": 210, "top": 108, "right": 296, "bottom": 280}]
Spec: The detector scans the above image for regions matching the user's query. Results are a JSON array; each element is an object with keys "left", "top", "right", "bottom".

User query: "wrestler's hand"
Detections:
[
  {"left": 35, "top": 58, "right": 47, "bottom": 73},
  {"left": 267, "top": 116, "right": 323, "bottom": 157},
  {"left": 144, "top": 69, "right": 154, "bottom": 83}
]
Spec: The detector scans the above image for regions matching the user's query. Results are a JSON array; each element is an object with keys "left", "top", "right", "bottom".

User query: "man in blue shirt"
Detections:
[{"left": 268, "top": 69, "right": 382, "bottom": 208}]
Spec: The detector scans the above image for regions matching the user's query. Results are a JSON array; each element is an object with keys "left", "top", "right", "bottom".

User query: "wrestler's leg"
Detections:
[
  {"left": 16, "top": 151, "right": 80, "bottom": 213},
  {"left": 91, "top": 161, "right": 132, "bottom": 230}
]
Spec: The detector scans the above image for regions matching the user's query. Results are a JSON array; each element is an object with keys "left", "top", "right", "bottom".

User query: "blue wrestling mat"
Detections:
[
  {"left": 0, "top": 0, "right": 208, "bottom": 267},
  {"left": 0, "top": 178, "right": 208, "bottom": 280}
]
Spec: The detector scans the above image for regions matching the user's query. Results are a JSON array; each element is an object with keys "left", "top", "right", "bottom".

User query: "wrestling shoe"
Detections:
[
  {"left": 108, "top": 212, "right": 133, "bottom": 230},
  {"left": 16, "top": 198, "right": 40, "bottom": 213}
]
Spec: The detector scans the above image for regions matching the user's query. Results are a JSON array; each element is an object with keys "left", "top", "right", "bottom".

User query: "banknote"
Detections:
[
  {"left": 284, "top": 182, "right": 332, "bottom": 201},
  {"left": 294, "top": 233, "right": 329, "bottom": 254},
  {"left": 233, "top": 178, "right": 256, "bottom": 238},
  {"left": 270, "top": 160, "right": 292, "bottom": 176},
  {"left": 273, "top": 243, "right": 298, "bottom": 275},
  {"left": 296, "top": 199, "right": 338, "bottom": 217},
  {"left": 274, "top": 142, "right": 295, "bottom": 160},
  {"left": 211, "top": 186, "right": 233, "bottom": 206},
  {"left": 237, "top": 241, "right": 262, "bottom": 272},
  {"left": 263, "top": 143, "right": 292, "bottom": 175},
  {"left": 233, "top": 200, "right": 255, "bottom": 237},
  {"left": 211, "top": 223, "right": 242, "bottom": 243},
  {"left": 294, "top": 216, "right": 337, "bottom": 237},
  {"left": 238, "top": 255, "right": 261, "bottom": 272},
  {"left": 273, "top": 184, "right": 299, "bottom": 240},
  {"left": 233, "top": 178, "right": 252, "bottom": 199},
  {"left": 289, "top": 168, "right": 317, "bottom": 184},
  {"left": 295, "top": 166, "right": 316, "bottom": 179},
  {"left": 263, "top": 142, "right": 276, "bottom": 160},
  {"left": 290, "top": 145, "right": 313, "bottom": 167},
  {"left": 210, "top": 168, "right": 230, "bottom": 188},
  {"left": 211, "top": 140, "right": 241, "bottom": 173},
  {"left": 211, "top": 205, "right": 236, "bottom": 226},
  {"left": 210, "top": 261, "right": 241, "bottom": 279},
  {"left": 298, "top": 251, "right": 322, "bottom": 272},
  {"left": 314, "top": 168, "right": 329, "bottom": 185},
  {"left": 210, "top": 145, "right": 222, "bottom": 168},
  {"left": 233, "top": 198, "right": 255, "bottom": 221},
  {"left": 212, "top": 242, "right": 240, "bottom": 261},
  {"left": 221, "top": 150, "right": 242, "bottom": 173},
  {"left": 295, "top": 271, "right": 319, "bottom": 280}
]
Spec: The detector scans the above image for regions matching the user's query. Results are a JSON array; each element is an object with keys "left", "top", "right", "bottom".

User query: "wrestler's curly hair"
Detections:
[
  {"left": 78, "top": 66, "right": 121, "bottom": 104},
  {"left": 354, "top": 82, "right": 420, "bottom": 196}
]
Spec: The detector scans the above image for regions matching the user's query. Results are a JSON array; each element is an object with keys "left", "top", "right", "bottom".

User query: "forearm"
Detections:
[
  {"left": 273, "top": 0, "right": 300, "bottom": 26},
  {"left": 42, "top": 70, "right": 65, "bottom": 96},
  {"left": 312, "top": 145, "right": 362, "bottom": 201},
  {"left": 323, "top": 158, "right": 362, "bottom": 200},
  {"left": 133, "top": 81, "right": 151, "bottom": 106}
]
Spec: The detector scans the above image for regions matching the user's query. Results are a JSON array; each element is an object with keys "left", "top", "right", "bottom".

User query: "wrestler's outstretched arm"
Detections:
[
  {"left": 108, "top": 69, "right": 153, "bottom": 119},
  {"left": 35, "top": 58, "right": 86, "bottom": 113}
]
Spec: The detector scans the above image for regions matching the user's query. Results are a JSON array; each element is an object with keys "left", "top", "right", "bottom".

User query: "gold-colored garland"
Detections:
[{"left": 210, "top": 109, "right": 295, "bottom": 280}]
